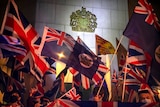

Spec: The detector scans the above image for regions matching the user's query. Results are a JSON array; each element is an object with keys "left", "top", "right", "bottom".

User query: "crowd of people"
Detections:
[{"left": 0, "top": 65, "right": 159, "bottom": 107}]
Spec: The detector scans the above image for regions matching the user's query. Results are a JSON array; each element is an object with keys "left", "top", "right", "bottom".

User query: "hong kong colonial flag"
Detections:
[
  {"left": 67, "top": 41, "right": 109, "bottom": 84},
  {"left": 123, "top": 0, "right": 160, "bottom": 86}
]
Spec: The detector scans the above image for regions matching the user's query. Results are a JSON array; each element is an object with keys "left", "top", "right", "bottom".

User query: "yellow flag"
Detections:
[
  {"left": 96, "top": 34, "right": 115, "bottom": 55},
  {"left": 0, "top": 58, "right": 12, "bottom": 76},
  {"left": 0, "top": 90, "right": 4, "bottom": 103},
  {"left": 56, "top": 61, "right": 73, "bottom": 83}
]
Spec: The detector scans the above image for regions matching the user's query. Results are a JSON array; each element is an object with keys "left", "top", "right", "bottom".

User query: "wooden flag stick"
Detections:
[
  {"left": 96, "top": 35, "right": 124, "bottom": 97},
  {"left": 110, "top": 35, "right": 124, "bottom": 64},
  {"left": 0, "top": 0, "right": 11, "bottom": 34},
  {"left": 121, "top": 52, "right": 129, "bottom": 102}
]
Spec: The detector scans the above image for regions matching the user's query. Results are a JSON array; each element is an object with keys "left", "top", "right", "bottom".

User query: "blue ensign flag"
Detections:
[{"left": 123, "top": 0, "right": 160, "bottom": 86}]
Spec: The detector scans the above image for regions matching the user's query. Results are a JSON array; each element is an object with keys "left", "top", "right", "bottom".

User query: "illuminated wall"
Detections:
[
  {"left": 35, "top": 0, "right": 129, "bottom": 83},
  {"left": 35, "top": 0, "right": 129, "bottom": 52}
]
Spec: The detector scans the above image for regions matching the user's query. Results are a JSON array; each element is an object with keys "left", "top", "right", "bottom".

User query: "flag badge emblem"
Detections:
[{"left": 79, "top": 53, "right": 93, "bottom": 68}]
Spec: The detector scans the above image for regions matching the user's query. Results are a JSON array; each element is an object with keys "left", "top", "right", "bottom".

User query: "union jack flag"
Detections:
[
  {"left": 122, "top": 40, "right": 153, "bottom": 102},
  {"left": 0, "top": 34, "right": 27, "bottom": 58},
  {"left": 39, "top": 26, "right": 76, "bottom": 64},
  {"left": 1, "top": 0, "right": 49, "bottom": 81},
  {"left": 62, "top": 87, "right": 81, "bottom": 101},
  {"left": 124, "top": 40, "right": 150, "bottom": 85},
  {"left": 123, "top": 64, "right": 145, "bottom": 91},
  {"left": 127, "top": 40, "right": 151, "bottom": 73},
  {"left": 47, "top": 99, "right": 80, "bottom": 107}
]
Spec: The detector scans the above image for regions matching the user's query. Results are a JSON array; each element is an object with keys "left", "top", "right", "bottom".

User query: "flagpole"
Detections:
[
  {"left": 96, "top": 35, "right": 124, "bottom": 97},
  {"left": 54, "top": 87, "right": 60, "bottom": 100},
  {"left": 0, "top": 0, "right": 11, "bottom": 34},
  {"left": 110, "top": 35, "right": 124, "bottom": 64},
  {"left": 121, "top": 52, "right": 129, "bottom": 102}
]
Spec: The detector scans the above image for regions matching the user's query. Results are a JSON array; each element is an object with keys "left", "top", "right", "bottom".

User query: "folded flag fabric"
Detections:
[{"left": 0, "top": 34, "right": 26, "bottom": 58}]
